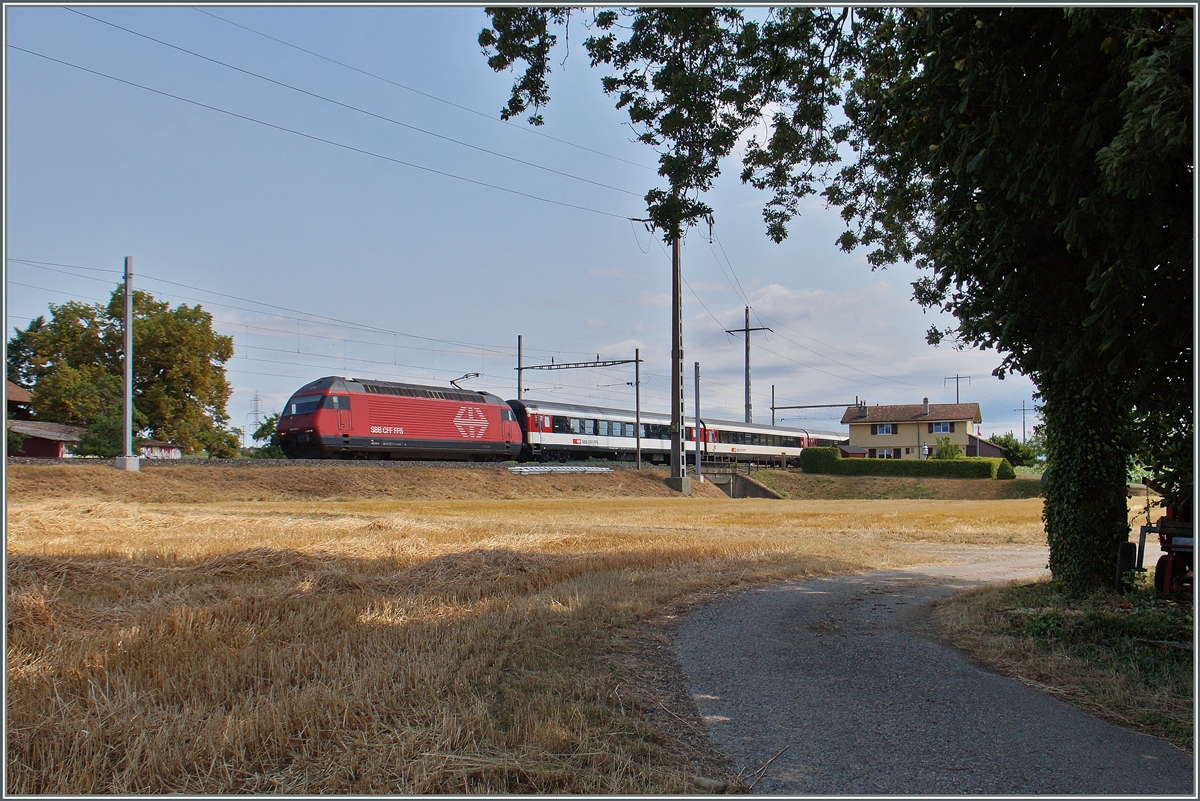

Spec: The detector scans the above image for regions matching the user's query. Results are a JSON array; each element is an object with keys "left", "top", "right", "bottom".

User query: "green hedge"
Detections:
[
  {"left": 800, "top": 447, "right": 1015, "bottom": 479},
  {"left": 799, "top": 447, "right": 843, "bottom": 473}
]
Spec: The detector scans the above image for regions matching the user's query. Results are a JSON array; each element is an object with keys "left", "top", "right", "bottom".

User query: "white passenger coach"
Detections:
[{"left": 506, "top": 399, "right": 846, "bottom": 466}]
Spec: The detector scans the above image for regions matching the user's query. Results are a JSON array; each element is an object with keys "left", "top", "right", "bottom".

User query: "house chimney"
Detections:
[
  {"left": 923, "top": 397, "right": 930, "bottom": 415},
  {"left": 856, "top": 401, "right": 868, "bottom": 419}
]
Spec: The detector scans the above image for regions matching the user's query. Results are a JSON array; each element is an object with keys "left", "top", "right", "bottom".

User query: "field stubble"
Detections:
[{"left": 7, "top": 465, "right": 1045, "bottom": 793}]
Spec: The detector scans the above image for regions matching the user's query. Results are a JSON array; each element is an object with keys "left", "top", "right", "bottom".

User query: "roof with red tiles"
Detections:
[{"left": 840, "top": 402, "right": 982, "bottom": 425}]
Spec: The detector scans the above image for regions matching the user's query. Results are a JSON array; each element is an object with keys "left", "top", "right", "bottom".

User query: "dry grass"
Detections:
[
  {"left": 7, "top": 464, "right": 1046, "bottom": 793},
  {"left": 752, "top": 468, "right": 1045, "bottom": 501},
  {"left": 933, "top": 579, "right": 1193, "bottom": 753},
  {"left": 933, "top": 489, "right": 1193, "bottom": 754}
]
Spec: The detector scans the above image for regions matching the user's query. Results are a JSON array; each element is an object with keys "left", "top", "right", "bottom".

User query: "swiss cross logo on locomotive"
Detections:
[{"left": 453, "top": 406, "right": 489, "bottom": 438}]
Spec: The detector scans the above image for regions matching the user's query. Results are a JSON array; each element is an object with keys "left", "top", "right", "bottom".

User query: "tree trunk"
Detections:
[{"left": 1040, "top": 376, "right": 1132, "bottom": 594}]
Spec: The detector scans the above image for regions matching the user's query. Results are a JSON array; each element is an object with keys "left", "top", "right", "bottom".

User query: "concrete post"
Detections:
[{"left": 115, "top": 256, "right": 139, "bottom": 472}]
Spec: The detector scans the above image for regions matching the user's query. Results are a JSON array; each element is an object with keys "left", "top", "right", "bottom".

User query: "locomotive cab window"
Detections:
[{"left": 284, "top": 397, "right": 321, "bottom": 416}]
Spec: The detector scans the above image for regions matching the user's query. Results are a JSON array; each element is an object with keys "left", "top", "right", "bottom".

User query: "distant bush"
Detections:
[
  {"left": 988, "top": 431, "right": 1041, "bottom": 467},
  {"left": 996, "top": 459, "right": 1017, "bottom": 480},
  {"left": 246, "top": 446, "right": 286, "bottom": 459},
  {"left": 933, "top": 436, "right": 964, "bottom": 460},
  {"left": 799, "top": 447, "right": 842, "bottom": 473}
]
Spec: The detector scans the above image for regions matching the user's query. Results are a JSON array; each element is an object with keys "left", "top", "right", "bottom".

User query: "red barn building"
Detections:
[{"left": 7, "top": 420, "right": 83, "bottom": 458}]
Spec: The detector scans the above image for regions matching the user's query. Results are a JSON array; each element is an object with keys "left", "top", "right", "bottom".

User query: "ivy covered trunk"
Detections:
[{"left": 1041, "top": 377, "right": 1132, "bottom": 594}]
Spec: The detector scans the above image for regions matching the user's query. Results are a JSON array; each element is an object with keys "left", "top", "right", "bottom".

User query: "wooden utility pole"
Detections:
[
  {"left": 726, "top": 306, "right": 770, "bottom": 423},
  {"left": 1014, "top": 399, "right": 1028, "bottom": 443},
  {"left": 944, "top": 374, "right": 971, "bottom": 404}
]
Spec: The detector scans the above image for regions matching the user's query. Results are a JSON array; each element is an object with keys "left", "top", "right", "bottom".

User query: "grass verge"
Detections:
[
  {"left": 752, "top": 468, "right": 1043, "bottom": 501},
  {"left": 933, "top": 578, "right": 1194, "bottom": 753}
]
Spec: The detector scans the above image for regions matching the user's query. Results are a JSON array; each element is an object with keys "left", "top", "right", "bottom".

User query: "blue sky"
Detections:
[{"left": 5, "top": 6, "right": 1040, "bottom": 443}]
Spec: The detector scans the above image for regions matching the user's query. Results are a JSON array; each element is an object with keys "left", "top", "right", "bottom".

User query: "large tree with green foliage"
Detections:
[
  {"left": 8, "top": 285, "right": 238, "bottom": 456},
  {"left": 481, "top": 6, "right": 1192, "bottom": 593}
]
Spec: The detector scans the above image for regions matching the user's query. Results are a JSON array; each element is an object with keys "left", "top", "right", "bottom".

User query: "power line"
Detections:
[
  {"left": 752, "top": 309, "right": 908, "bottom": 372},
  {"left": 649, "top": 239, "right": 940, "bottom": 391},
  {"left": 10, "top": 264, "right": 664, "bottom": 406},
  {"left": 712, "top": 231, "right": 762, "bottom": 328},
  {"left": 9, "top": 257, "right": 509, "bottom": 356},
  {"left": 67, "top": 9, "right": 643, "bottom": 199},
  {"left": 191, "top": 7, "right": 656, "bottom": 172},
  {"left": 706, "top": 238, "right": 750, "bottom": 308},
  {"left": 8, "top": 258, "right": 614, "bottom": 370},
  {"left": 7, "top": 45, "right": 636, "bottom": 222}
]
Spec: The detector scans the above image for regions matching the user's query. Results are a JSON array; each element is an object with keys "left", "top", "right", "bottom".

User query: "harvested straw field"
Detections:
[{"left": 7, "top": 463, "right": 1046, "bottom": 793}]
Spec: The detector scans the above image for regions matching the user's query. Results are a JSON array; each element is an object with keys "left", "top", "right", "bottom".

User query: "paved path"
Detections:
[{"left": 675, "top": 546, "right": 1194, "bottom": 795}]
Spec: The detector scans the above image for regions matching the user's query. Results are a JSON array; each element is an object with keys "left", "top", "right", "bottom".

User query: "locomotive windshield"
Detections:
[{"left": 283, "top": 396, "right": 322, "bottom": 417}]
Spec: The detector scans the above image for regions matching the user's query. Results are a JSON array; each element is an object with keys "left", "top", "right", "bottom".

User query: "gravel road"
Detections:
[{"left": 675, "top": 545, "right": 1194, "bottom": 795}]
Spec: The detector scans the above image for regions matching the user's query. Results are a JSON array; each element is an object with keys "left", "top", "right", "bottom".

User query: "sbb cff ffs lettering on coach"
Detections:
[{"left": 277, "top": 376, "right": 846, "bottom": 463}]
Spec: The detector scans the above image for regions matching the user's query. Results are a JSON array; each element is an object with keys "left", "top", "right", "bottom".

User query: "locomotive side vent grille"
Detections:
[{"left": 362, "top": 383, "right": 482, "bottom": 404}]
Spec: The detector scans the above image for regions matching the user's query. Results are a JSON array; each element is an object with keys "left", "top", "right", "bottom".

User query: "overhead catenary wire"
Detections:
[
  {"left": 9, "top": 257, "right": 567, "bottom": 358},
  {"left": 644, "top": 236, "right": 942, "bottom": 394},
  {"left": 11, "top": 263, "right": 671, "bottom": 407},
  {"left": 7, "top": 45, "right": 637, "bottom": 223},
  {"left": 192, "top": 6, "right": 656, "bottom": 172},
  {"left": 711, "top": 231, "right": 758, "bottom": 324},
  {"left": 67, "top": 9, "right": 644, "bottom": 199}
]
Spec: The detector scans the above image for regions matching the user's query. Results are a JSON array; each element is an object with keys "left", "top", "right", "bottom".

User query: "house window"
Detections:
[
  {"left": 932, "top": 421, "right": 951, "bottom": 434},
  {"left": 871, "top": 423, "right": 895, "bottom": 435}
]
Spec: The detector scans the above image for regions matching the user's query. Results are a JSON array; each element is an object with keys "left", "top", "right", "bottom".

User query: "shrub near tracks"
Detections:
[{"left": 6, "top": 465, "right": 1047, "bottom": 793}]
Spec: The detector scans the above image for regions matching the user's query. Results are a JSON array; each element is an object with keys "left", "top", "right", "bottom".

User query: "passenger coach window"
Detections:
[
  {"left": 553, "top": 416, "right": 572, "bottom": 434},
  {"left": 598, "top": 421, "right": 609, "bottom": 436}
]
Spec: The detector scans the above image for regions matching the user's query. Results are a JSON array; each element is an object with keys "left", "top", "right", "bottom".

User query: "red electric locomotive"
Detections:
[{"left": 276, "top": 376, "right": 523, "bottom": 460}]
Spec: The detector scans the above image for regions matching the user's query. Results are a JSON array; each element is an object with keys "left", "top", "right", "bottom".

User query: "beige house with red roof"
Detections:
[{"left": 841, "top": 399, "right": 983, "bottom": 459}]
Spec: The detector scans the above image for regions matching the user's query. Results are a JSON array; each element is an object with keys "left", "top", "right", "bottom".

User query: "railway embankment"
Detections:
[
  {"left": 7, "top": 459, "right": 1048, "bottom": 502},
  {"left": 5, "top": 461, "right": 728, "bottom": 502}
]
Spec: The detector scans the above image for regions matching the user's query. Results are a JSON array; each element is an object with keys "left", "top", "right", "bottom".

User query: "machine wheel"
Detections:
[
  {"left": 1115, "top": 541, "right": 1137, "bottom": 594},
  {"left": 1154, "top": 554, "right": 1170, "bottom": 596}
]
